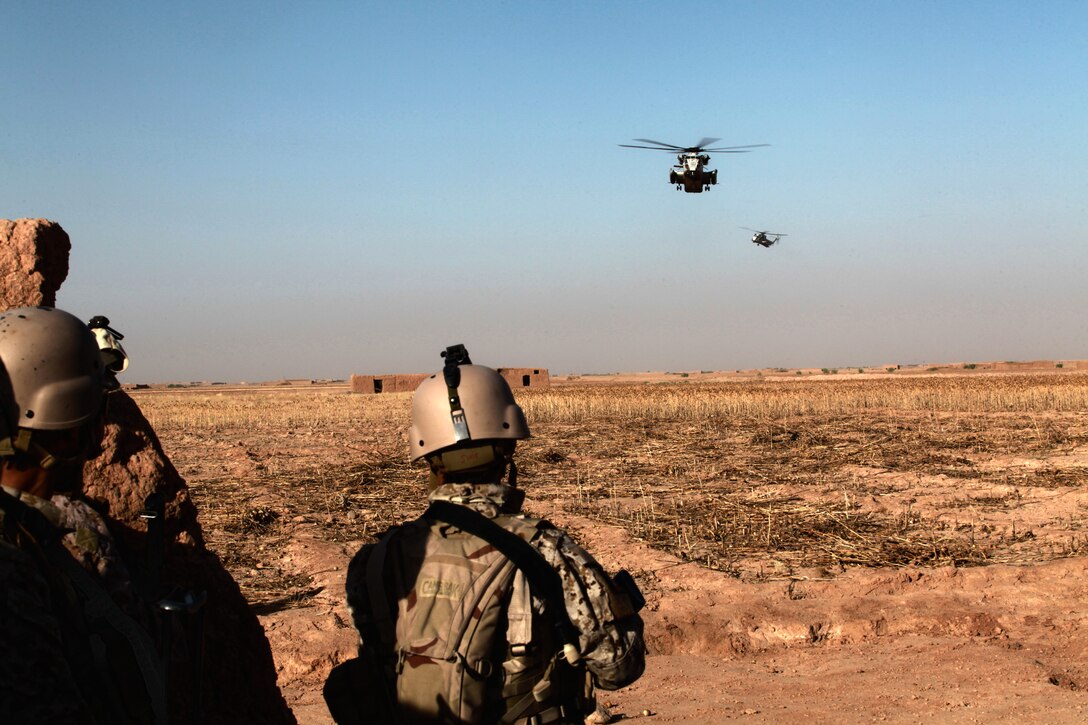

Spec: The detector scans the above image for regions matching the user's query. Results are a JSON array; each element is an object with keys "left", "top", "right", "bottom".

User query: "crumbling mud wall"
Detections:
[
  {"left": 0, "top": 218, "right": 70, "bottom": 306},
  {"left": 0, "top": 218, "right": 295, "bottom": 724},
  {"left": 350, "top": 373, "right": 429, "bottom": 393},
  {"left": 990, "top": 360, "right": 1063, "bottom": 372}
]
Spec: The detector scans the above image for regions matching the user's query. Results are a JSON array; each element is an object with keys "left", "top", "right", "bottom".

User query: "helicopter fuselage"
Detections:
[
  {"left": 620, "top": 138, "right": 767, "bottom": 194},
  {"left": 670, "top": 153, "right": 717, "bottom": 193}
]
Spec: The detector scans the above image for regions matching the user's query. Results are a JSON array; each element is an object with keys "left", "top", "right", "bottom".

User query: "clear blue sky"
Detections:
[{"left": 3, "top": 1, "right": 1086, "bottom": 382}]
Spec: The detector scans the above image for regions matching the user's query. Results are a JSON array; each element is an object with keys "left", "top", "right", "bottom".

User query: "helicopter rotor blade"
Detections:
[
  {"left": 629, "top": 138, "right": 687, "bottom": 150},
  {"left": 618, "top": 143, "right": 686, "bottom": 151},
  {"left": 702, "top": 144, "right": 771, "bottom": 152},
  {"left": 741, "top": 227, "right": 789, "bottom": 237},
  {"left": 621, "top": 139, "right": 771, "bottom": 153}
]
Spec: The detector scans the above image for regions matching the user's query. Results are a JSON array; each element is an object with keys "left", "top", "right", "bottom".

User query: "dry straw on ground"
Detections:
[{"left": 137, "top": 374, "right": 1088, "bottom": 605}]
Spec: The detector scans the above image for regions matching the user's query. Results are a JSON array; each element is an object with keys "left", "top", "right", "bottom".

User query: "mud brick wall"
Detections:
[
  {"left": 0, "top": 218, "right": 70, "bottom": 307},
  {"left": 497, "top": 367, "right": 551, "bottom": 389},
  {"left": 351, "top": 369, "right": 549, "bottom": 393},
  {"left": 350, "top": 373, "right": 429, "bottom": 393}
]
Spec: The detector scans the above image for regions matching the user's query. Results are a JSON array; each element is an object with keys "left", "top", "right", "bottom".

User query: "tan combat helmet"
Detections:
[
  {"left": 88, "top": 315, "right": 129, "bottom": 375},
  {"left": 409, "top": 344, "right": 530, "bottom": 468},
  {"left": 0, "top": 307, "right": 106, "bottom": 459}
]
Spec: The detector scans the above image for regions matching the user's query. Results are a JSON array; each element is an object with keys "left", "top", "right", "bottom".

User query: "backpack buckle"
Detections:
[
  {"left": 475, "top": 657, "right": 494, "bottom": 679},
  {"left": 395, "top": 649, "right": 407, "bottom": 675},
  {"left": 458, "top": 652, "right": 494, "bottom": 679}
]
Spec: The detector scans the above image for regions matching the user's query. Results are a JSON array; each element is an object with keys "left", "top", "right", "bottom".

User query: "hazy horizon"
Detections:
[
  {"left": 4, "top": 2, "right": 1086, "bottom": 383},
  {"left": 130, "top": 356, "right": 1084, "bottom": 387}
]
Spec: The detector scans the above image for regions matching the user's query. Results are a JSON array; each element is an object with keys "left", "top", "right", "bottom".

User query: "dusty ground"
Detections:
[{"left": 137, "top": 375, "right": 1088, "bottom": 723}]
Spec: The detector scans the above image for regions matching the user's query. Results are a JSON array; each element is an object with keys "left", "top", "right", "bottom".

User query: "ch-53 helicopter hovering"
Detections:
[
  {"left": 619, "top": 137, "right": 769, "bottom": 193},
  {"left": 742, "top": 228, "right": 788, "bottom": 248}
]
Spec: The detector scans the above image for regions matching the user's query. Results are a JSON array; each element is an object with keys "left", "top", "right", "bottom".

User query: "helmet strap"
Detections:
[
  {"left": 29, "top": 440, "right": 58, "bottom": 470},
  {"left": 444, "top": 385, "right": 471, "bottom": 445},
  {"left": 2, "top": 427, "right": 95, "bottom": 470},
  {"left": 442, "top": 350, "right": 473, "bottom": 444},
  {"left": 427, "top": 467, "right": 443, "bottom": 493},
  {"left": 502, "top": 459, "right": 525, "bottom": 512},
  {"left": 0, "top": 429, "right": 55, "bottom": 469},
  {"left": 0, "top": 429, "right": 40, "bottom": 463},
  {"left": 13, "top": 429, "right": 33, "bottom": 454}
]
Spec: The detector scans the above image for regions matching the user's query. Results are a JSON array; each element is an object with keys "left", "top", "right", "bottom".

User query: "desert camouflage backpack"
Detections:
[{"left": 358, "top": 503, "right": 589, "bottom": 724}]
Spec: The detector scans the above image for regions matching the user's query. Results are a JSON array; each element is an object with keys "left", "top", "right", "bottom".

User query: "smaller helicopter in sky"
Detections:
[
  {"left": 619, "top": 138, "right": 769, "bottom": 193},
  {"left": 742, "top": 228, "right": 788, "bottom": 248}
]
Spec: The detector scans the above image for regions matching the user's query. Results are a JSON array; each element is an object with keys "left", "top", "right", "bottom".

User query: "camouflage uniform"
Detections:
[
  {"left": 345, "top": 482, "right": 645, "bottom": 723},
  {"left": 0, "top": 485, "right": 157, "bottom": 723},
  {"left": 50, "top": 493, "right": 138, "bottom": 603}
]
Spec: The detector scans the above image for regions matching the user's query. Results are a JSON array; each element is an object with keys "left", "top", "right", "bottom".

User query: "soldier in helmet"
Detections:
[
  {"left": 329, "top": 345, "right": 645, "bottom": 725},
  {"left": 0, "top": 306, "right": 167, "bottom": 723}
]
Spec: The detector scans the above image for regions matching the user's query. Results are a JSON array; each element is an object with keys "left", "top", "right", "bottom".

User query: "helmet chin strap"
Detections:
[
  {"left": 28, "top": 440, "right": 91, "bottom": 471},
  {"left": 502, "top": 460, "right": 525, "bottom": 513},
  {"left": 3, "top": 427, "right": 96, "bottom": 470},
  {"left": 30, "top": 441, "right": 58, "bottom": 469}
]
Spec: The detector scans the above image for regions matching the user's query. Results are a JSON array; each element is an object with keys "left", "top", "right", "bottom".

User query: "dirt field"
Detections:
[{"left": 135, "top": 372, "right": 1088, "bottom": 723}]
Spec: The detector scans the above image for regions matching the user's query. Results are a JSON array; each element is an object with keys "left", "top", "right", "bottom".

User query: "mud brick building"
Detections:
[
  {"left": 349, "top": 373, "right": 430, "bottom": 394},
  {"left": 351, "top": 367, "right": 549, "bottom": 394},
  {"left": 496, "top": 367, "right": 550, "bottom": 389}
]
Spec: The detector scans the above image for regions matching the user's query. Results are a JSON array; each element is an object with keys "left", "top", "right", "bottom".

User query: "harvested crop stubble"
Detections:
[
  {"left": 134, "top": 374, "right": 1088, "bottom": 602},
  {"left": 520, "top": 375, "right": 1088, "bottom": 420}
]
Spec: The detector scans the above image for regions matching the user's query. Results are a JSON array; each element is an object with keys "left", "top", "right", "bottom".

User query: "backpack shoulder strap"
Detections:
[
  {"left": 364, "top": 524, "right": 400, "bottom": 650},
  {"left": 423, "top": 500, "right": 581, "bottom": 664}
]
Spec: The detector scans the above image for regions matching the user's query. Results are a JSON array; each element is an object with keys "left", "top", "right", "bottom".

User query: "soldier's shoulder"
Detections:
[
  {"left": 346, "top": 521, "right": 415, "bottom": 575},
  {"left": 50, "top": 495, "right": 108, "bottom": 530},
  {"left": 502, "top": 511, "right": 561, "bottom": 531},
  {"left": 501, "top": 516, "right": 590, "bottom": 565},
  {"left": 499, "top": 513, "right": 567, "bottom": 542},
  {"left": 355, "top": 519, "right": 417, "bottom": 552}
]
